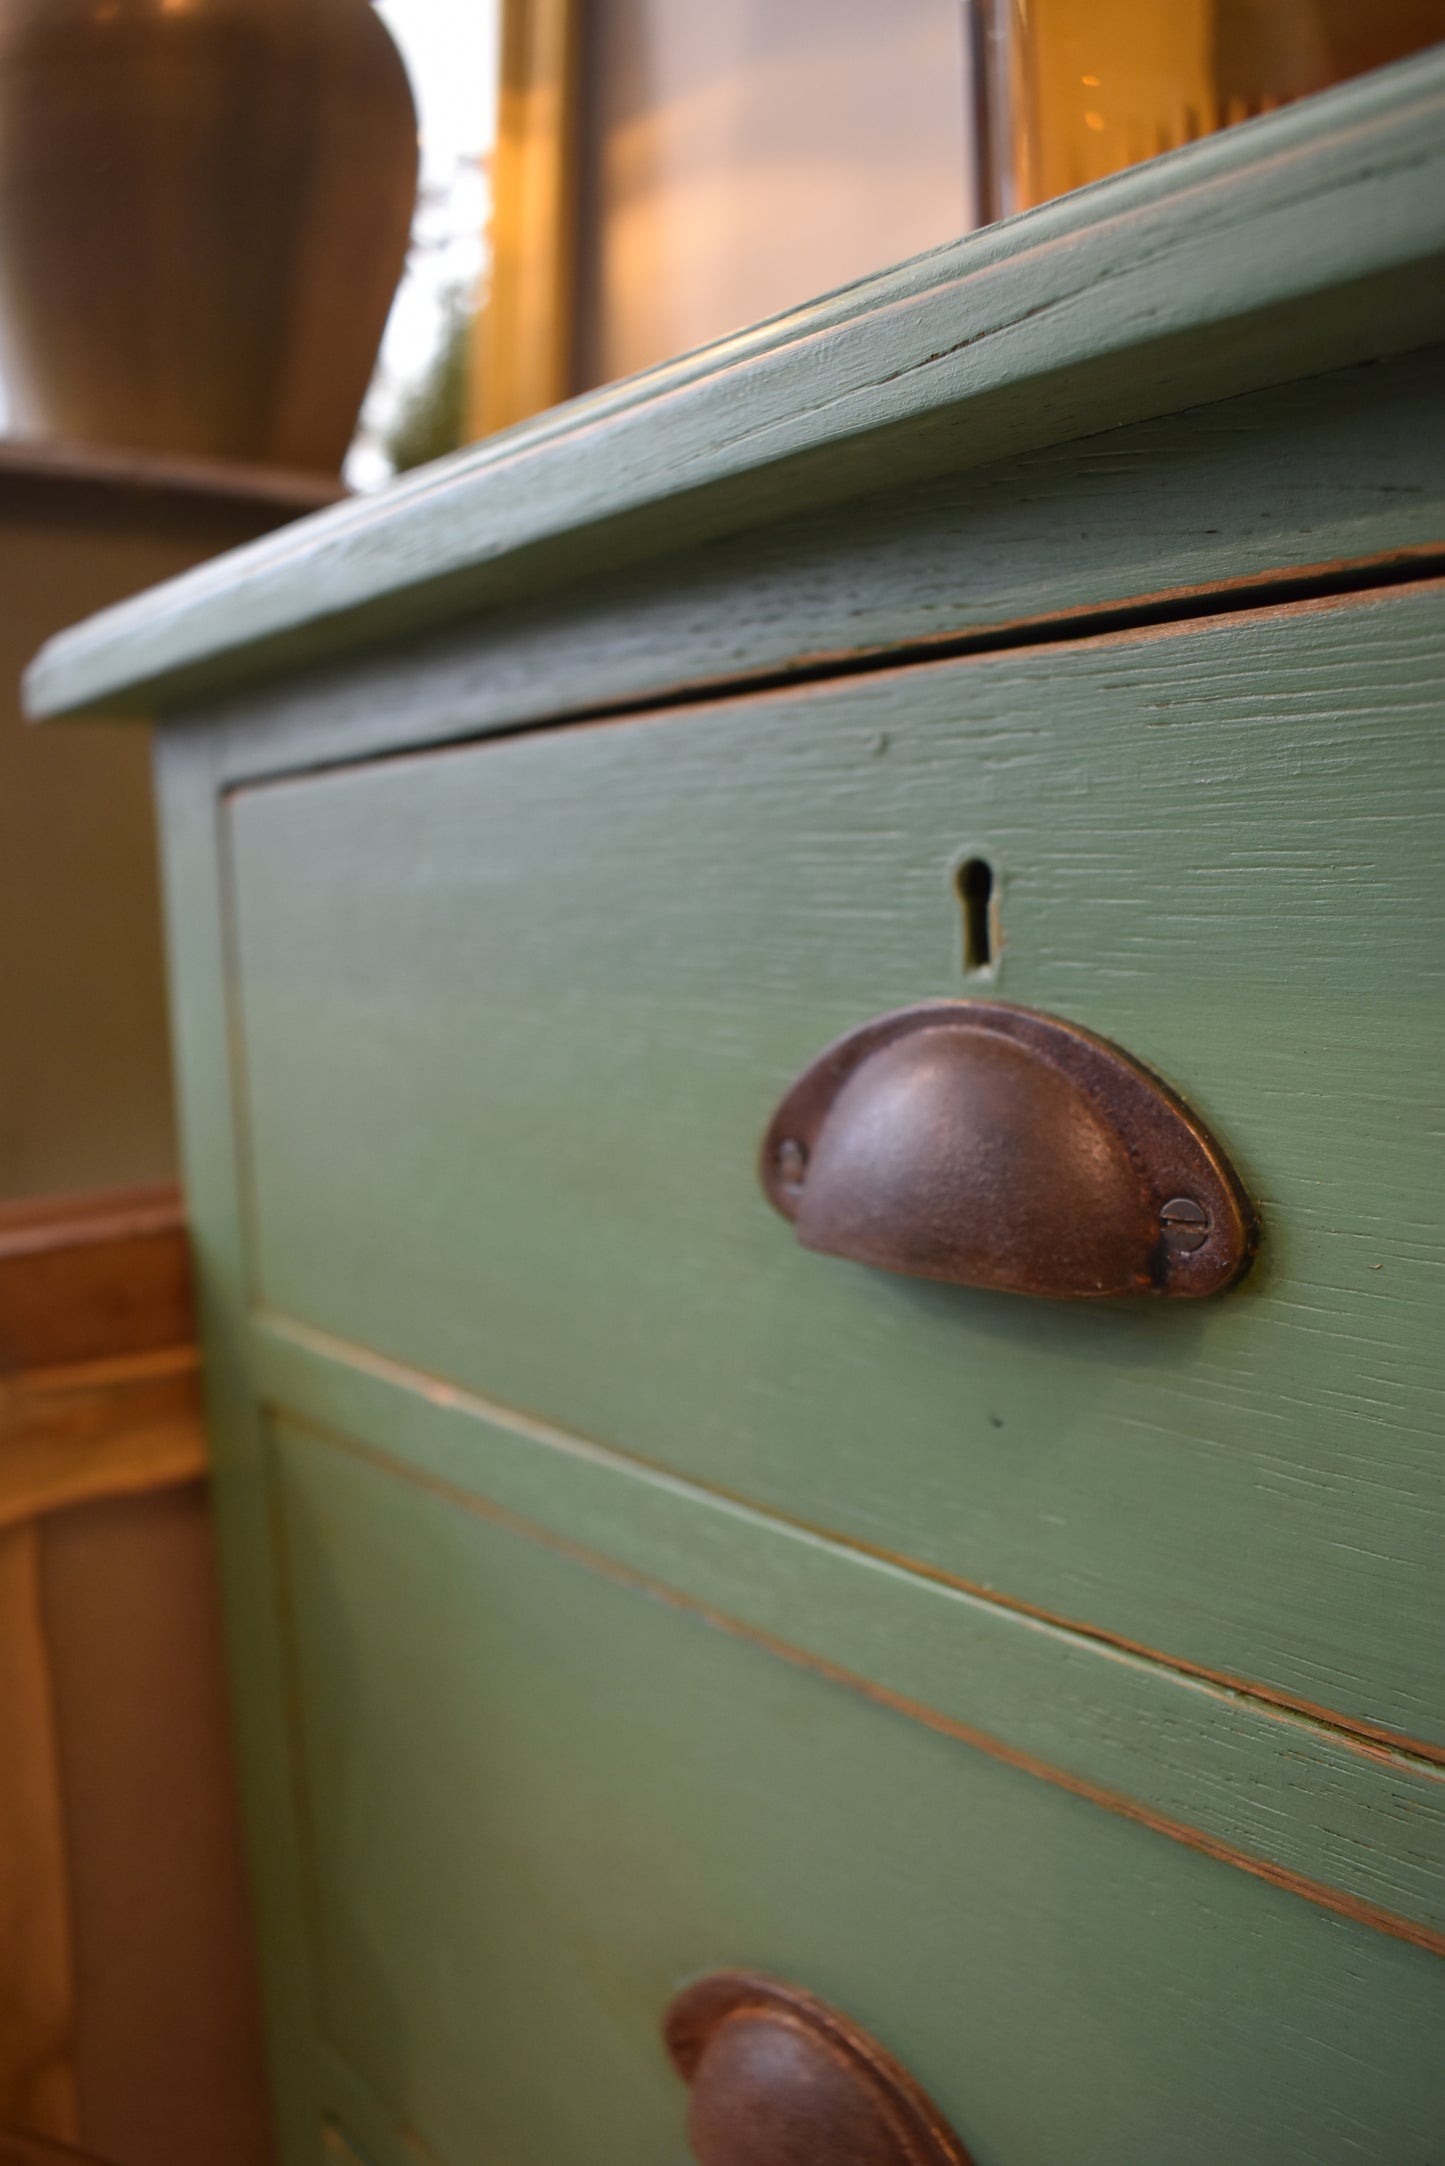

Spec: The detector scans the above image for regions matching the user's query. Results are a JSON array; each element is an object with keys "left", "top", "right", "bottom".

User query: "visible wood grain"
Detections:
[
  {"left": 129, "top": 348, "right": 1445, "bottom": 785},
  {"left": 0, "top": 1349, "right": 204, "bottom": 1531},
  {"left": 0, "top": 1187, "right": 193, "bottom": 1373},
  {"left": 266, "top": 1416, "right": 1445, "bottom": 2166},
  {"left": 121, "top": 88, "right": 1445, "bottom": 2164},
  {"left": 224, "top": 582, "right": 1445, "bottom": 1748},
  {"left": 25, "top": 51, "right": 1445, "bottom": 723},
  {"left": 0, "top": 1187, "right": 248, "bottom": 2165},
  {"left": 252, "top": 1313, "right": 1445, "bottom": 1951}
]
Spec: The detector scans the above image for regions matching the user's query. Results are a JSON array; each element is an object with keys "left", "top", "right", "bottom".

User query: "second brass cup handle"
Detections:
[{"left": 760, "top": 1001, "right": 1256, "bottom": 1300}]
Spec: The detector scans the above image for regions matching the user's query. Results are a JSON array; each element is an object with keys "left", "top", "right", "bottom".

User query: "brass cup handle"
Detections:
[
  {"left": 760, "top": 1001, "right": 1256, "bottom": 1300},
  {"left": 663, "top": 1972, "right": 974, "bottom": 2165}
]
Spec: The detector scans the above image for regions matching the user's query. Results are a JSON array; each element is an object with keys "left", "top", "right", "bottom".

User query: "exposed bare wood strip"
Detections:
[
  {"left": 271, "top": 1405, "right": 1445, "bottom": 1960},
  {"left": 253, "top": 1306, "right": 1444, "bottom": 1772},
  {"left": 0, "top": 1187, "right": 193, "bottom": 1373}
]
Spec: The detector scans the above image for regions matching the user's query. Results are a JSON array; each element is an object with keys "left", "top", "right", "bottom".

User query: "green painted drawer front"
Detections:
[
  {"left": 227, "top": 582, "right": 1444, "bottom": 1747},
  {"left": 270, "top": 1412, "right": 1444, "bottom": 2166}
]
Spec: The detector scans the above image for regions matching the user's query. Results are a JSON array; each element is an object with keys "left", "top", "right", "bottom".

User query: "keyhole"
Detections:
[{"left": 956, "top": 856, "right": 995, "bottom": 973}]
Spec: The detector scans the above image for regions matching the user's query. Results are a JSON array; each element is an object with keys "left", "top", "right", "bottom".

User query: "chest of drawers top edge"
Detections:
[{"left": 24, "top": 46, "right": 1445, "bottom": 744}]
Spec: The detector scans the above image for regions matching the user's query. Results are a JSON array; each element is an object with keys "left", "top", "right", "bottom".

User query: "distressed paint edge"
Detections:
[
  {"left": 217, "top": 580, "right": 1445, "bottom": 1781},
  {"left": 25, "top": 50, "right": 1445, "bottom": 723},
  {"left": 148, "top": 727, "right": 328, "bottom": 2166},
  {"left": 251, "top": 1314, "right": 1445, "bottom": 1949},
  {"left": 205, "top": 560, "right": 1445, "bottom": 797},
  {"left": 249, "top": 1307, "right": 1444, "bottom": 1772},
  {"left": 264, "top": 1395, "right": 1445, "bottom": 1962}
]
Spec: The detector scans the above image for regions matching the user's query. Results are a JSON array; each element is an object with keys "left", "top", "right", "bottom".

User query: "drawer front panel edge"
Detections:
[
  {"left": 270, "top": 1412, "right": 1445, "bottom": 2166},
  {"left": 225, "top": 582, "right": 1445, "bottom": 1743}
]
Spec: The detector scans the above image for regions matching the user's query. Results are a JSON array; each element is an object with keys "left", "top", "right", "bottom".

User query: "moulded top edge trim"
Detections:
[{"left": 25, "top": 46, "right": 1445, "bottom": 726}]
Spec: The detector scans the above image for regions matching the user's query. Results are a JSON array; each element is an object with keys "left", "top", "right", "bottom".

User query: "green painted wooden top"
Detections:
[{"left": 25, "top": 48, "right": 1445, "bottom": 725}]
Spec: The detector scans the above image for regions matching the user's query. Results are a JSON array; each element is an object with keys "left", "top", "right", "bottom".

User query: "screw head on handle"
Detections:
[
  {"left": 774, "top": 1138, "right": 808, "bottom": 1191},
  {"left": 1160, "top": 1197, "right": 1211, "bottom": 1252}
]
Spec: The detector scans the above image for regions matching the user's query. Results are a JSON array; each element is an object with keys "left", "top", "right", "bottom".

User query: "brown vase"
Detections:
[{"left": 0, "top": 0, "right": 418, "bottom": 474}]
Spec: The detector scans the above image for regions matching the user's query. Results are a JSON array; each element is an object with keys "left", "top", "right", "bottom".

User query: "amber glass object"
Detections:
[{"left": 977, "top": 0, "right": 1445, "bottom": 217}]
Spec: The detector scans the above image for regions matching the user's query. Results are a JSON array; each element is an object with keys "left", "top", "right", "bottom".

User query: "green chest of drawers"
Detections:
[{"left": 32, "top": 55, "right": 1445, "bottom": 2166}]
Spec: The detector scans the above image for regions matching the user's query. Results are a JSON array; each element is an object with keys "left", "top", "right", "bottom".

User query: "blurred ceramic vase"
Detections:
[{"left": 0, "top": 0, "right": 418, "bottom": 473}]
